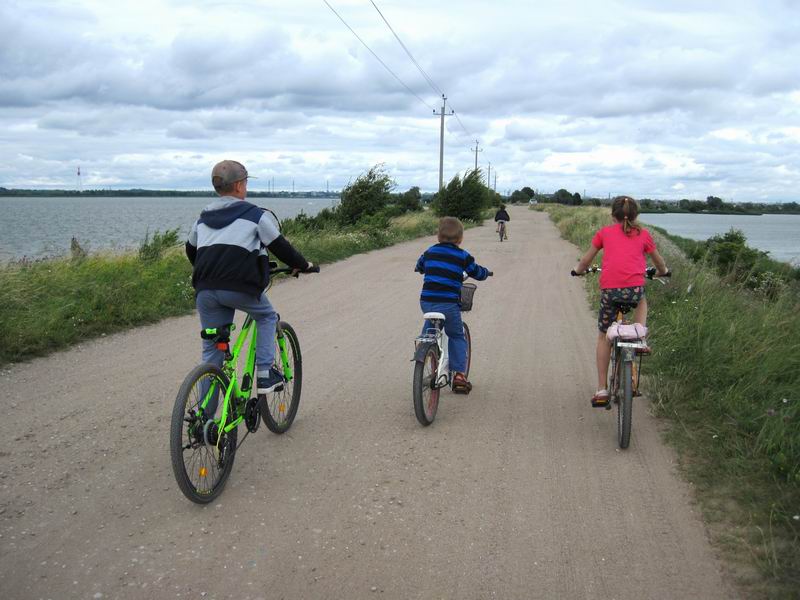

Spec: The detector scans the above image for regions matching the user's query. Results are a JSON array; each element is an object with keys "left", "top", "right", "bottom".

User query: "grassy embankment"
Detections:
[
  {"left": 0, "top": 211, "right": 439, "bottom": 366},
  {"left": 537, "top": 204, "right": 799, "bottom": 598}
]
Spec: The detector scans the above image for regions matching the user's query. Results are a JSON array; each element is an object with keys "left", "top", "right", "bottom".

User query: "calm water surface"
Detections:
[
  {"left": 0, "top": 196, "right": 338, "bottom": 261},
  {"left": 642, "top": 213, "right": 800, "bottom": 265}
]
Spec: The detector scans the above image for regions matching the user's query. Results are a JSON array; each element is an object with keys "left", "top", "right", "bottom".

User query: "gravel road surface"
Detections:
[{"left": 0, "top": 207, "right": 734, "bottom": 599}]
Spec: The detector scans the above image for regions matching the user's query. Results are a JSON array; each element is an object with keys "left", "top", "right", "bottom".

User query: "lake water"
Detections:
[
  {"left": 0, "top": 196, "right": 338, "bottom": 261},
  {"left": 642, "top": 213, "right": 800, "bottom": 266}
]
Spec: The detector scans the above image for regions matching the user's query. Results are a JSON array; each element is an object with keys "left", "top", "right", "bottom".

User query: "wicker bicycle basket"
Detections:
[{"left": 460, "top": 282, "right": 478, "bottom": 311}]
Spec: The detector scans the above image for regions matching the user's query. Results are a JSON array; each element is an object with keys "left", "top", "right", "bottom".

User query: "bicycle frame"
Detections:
[{"left": 199, "top": 317, "right": 294, "bottom": 440}]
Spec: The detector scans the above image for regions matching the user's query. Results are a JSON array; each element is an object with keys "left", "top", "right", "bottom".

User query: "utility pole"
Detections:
[
  {"left": 292, "top": 179, "right": 295, "bottom": 194},
  {"left": 433, "top": 95, "right": 453, "bottom": 191},
  {"left": 487, "top": 162, "right": 491, "bottom": 187},
  {"left": 494, "top": 172, "right": 497, "bottom": 192},
  {"left": 472, "top": 139, "right": 482, "bottom": 173}
]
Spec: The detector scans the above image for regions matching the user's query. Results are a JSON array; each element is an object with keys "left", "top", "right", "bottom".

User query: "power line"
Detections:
[
  {"left": 323, "top": 0, "right": 434, "bottom": 111},
  {"left": 369, "top": 0, "right": 444, "bottom": 97},
  {"left": 367, "top": 0, "right": 485, "bottom": 162}
]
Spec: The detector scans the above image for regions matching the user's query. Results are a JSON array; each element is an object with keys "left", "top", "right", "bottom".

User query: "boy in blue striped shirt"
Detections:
[{"left": 415, "top": 217, "right": 491, "bottom": 394}]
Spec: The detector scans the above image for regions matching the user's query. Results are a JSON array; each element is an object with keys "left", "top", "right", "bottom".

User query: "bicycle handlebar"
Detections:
[
  {"left": 271, "top": 263, "right": 321, "bottom": 278},
  {"left": 414, "top": 267, "right": 494, "bottom": 278},
  {"left": 571, "top": 266, "right": 671, "bottom": 279}
]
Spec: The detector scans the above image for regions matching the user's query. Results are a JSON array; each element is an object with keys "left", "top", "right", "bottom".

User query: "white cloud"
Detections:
[{"left": 0, "top": 0, "right": 798, "bottom": 200}]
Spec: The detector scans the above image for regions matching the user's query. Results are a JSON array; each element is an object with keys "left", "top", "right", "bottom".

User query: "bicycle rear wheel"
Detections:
[
  {"left": 462, "top": 321, "right": 472, "bottom": 379},
  {"left": 261, "top": 321, "right": 302, "bottom": 434},
  {"left": 413, "top": 343, "right": 440, "bottom": 426},
  {"left": 617, "top": 361, "right": 633, "bottom": 449},
  {"left": 499, "top": 224, "right": 505, "bottom": 242},
  {"left": 170, "top": 364, "right": 238, "bottom": 504}
]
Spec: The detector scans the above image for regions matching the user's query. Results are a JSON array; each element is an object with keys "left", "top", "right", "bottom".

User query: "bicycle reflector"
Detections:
[{"left": 215, "top": 342, "right": 229, "bottom": 351}]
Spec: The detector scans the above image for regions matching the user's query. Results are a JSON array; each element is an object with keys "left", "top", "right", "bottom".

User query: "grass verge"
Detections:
[
  {"left": 536, "top": 204, "right": 800, "bottom": 598},
  {"left": 0, "top": 210, "right": 439, "bottom": 365}
]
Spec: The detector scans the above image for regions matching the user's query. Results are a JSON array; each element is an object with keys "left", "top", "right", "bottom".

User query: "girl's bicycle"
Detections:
[
  {"left": 571, "top": 266, "right": 670, "bottom": 448},
  {"left": 170, "top": 263, "right": 319, "bottom": 503},
  {"left": 411, "top": 274, "right": 492, "bottom": 426}
]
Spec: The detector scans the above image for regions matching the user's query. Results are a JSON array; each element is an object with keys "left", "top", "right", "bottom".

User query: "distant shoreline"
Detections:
[{"left": 0, "top": 188, "right": 340, "bottom": 198}]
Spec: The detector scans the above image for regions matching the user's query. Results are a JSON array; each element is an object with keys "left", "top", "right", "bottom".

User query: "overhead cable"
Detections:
[
  {"left": 323, "top": 0, "right": 434, "bottom": 111},
  {"left": 369, "top": 0, "right": 444, "bottom": 97}
]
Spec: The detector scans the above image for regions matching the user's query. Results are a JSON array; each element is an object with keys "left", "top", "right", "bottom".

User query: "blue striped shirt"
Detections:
[{"left": 415, "top": 243, "right": 490, "bottom": 304}]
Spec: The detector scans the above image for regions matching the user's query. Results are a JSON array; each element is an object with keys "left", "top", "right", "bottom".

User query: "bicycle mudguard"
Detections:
[{"left": 414, "top": 341, "right": 437, "bottom": 363}]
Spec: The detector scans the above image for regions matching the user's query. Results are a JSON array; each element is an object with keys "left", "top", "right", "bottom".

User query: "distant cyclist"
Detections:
[{"left": 494, "top": 204, "right": 510, "bottom": 239}]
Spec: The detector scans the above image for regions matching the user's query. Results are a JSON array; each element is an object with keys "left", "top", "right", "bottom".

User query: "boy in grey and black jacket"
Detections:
[{"left": 186, "top": 160, "right": 313, "bottom": 399}]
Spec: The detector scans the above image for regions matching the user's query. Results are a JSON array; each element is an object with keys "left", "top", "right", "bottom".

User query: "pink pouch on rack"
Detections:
[{"left": 606, "top": 322, "right": 648, "bottom": 341}]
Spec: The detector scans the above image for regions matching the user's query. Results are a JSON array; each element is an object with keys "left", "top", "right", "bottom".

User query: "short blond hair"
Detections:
[{"left": 437, "top": 217, "right": 463, "bottom": 244}]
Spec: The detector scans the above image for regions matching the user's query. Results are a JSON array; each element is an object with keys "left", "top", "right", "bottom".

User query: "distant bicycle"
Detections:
[
  {"left": 497, "top": 221, "right": 508, "bottom": 242},
  {"left": 571, "top": 266, "right": 670, "bottom": 448},
  {"left": 411, "top": 273, "right": 492, "bottom": 426},
  {"left": 170, "top": 262, "right": 319, "bottom": 503}
]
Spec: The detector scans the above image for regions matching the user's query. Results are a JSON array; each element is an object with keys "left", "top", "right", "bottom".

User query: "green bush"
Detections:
[
  {"left": 432, "top": 169, "right": 491, "bottom": 222},
  {"left": 138, "top": 228, "right": 181, "bottom": 262},
  {"left": 337, "top": 165, "right": 394, "bottom": 226}
]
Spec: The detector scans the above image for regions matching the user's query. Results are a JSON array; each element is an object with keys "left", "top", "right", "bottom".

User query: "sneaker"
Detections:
[
  {"left": 257, "top": 366, "right": 285, "bottom": 394},
  {"left": 591, "top": 389, "right": 609, "bottom": 408}
]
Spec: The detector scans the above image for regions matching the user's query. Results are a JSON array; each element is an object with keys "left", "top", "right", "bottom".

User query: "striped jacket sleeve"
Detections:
[{"left": 464, "top": 252, "right": 489, "bottom": 280}]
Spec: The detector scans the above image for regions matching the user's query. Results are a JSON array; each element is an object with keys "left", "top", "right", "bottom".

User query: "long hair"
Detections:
[{"left": 611, "top": 196, "right": 641, "bottom": 235}]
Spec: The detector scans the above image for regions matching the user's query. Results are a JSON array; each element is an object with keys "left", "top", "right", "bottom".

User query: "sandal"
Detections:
[
  {"left": 591, "top": 389, "right": 609, "bottom": 408},
  {"left": 452, "top": 372, "right": 473, "bottom": 394}
]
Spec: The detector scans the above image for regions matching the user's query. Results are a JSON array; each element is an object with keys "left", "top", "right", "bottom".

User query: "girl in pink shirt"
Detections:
[{"left": 573, "top": 196, "right": 669, "bottom": 407}]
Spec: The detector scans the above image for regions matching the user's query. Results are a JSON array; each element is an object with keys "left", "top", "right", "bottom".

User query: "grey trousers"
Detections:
[{"left": 196, "top": 289, "right": 279, "bottom": 371}]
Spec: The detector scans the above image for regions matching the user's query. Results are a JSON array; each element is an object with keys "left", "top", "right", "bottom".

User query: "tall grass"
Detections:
[
  {"left": 0, "top": 211, "right": 438, "bottom": 365},
  {"left": 537, "top": 204, "right": 800, "bottom": 596}
]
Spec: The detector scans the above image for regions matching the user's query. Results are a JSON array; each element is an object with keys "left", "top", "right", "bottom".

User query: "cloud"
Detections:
[{"left": 0, "top": 0, "right": 798, "bottom": 200}]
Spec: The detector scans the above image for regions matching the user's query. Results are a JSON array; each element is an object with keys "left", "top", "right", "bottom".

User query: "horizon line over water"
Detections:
[
  {"left": 0, "top": 195, "right": 338, "bottom": 262},
  {"left": 643, "top": 212, "right": 800, "bottom": 266}
]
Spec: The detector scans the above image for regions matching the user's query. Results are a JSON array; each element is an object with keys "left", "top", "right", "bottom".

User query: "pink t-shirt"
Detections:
[{"left": 591, "top": 224, "right": 656, "bottom": 289}]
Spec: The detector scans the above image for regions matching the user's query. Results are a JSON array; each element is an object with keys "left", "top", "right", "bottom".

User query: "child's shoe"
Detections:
[
  {"left": 591, "top": 389, "right": 609, "bottom": 407},
  {"left": 257, "top": 366, "right": 285, "bottom": 394},
  {"left": 452, "top": 372, "right": 472, "bottom": 394}
]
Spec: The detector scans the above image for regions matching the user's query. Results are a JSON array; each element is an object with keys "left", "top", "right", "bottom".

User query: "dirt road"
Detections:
[{"left": 0, "top": 208, "right": 733, "bottom": 599}]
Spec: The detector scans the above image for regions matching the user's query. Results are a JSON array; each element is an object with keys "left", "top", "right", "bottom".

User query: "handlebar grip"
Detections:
[
  {"left": 570, "top": 270, "right": 579, "bottom": 277},
  {"left": 663, "top": 270, "right": 672, "bottom": 278},
  {"left": 305, "top": 265, "right": 321, "bottom": 274},
  {"left": 487, "top": 271, "right": 494, "bottom": 277}
]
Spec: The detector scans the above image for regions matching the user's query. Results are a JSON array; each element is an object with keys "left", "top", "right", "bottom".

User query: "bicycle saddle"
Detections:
[{"left": 611, "top": 300, "right": 639, "bottom": 314}]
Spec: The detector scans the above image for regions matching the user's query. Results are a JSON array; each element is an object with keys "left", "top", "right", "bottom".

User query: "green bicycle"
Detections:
[{"left": 170, "top": 263, "right": 319, "bottom": 503}]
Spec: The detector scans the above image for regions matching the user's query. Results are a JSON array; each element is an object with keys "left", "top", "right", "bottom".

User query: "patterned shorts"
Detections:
[{"left": 598, "top": 286, "right": 644, "bottom": 332}]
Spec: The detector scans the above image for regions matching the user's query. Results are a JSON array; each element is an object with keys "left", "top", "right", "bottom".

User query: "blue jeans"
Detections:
[{"left": 420, "top": 301, "right": 467, "bottom": 374}]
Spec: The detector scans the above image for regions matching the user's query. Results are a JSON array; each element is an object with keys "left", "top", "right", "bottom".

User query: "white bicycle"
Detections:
[{"left": 411, "top": 276, "right": 491, "bottom": 425}]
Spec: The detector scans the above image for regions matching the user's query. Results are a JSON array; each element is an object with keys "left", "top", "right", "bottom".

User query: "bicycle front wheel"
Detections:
[
  {"left": 462, "top": 321, "right": 472, "bottom": 379},
  {"left": 170, "top": 364, "right": 238, "bottom": 504},
  {"left": 261, "top": 321, "right": 302, "bottom": 434},
  {"left": 617, "top": 361, "right": 633, "bottom": 449},
  {"left": 413, "top": 343, "right": 440, "bottom": 426}
]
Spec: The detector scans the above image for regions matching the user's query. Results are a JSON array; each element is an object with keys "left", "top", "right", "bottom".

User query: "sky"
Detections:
[{"left": 1, "top": 0, "right": 799, "bottom": 201}]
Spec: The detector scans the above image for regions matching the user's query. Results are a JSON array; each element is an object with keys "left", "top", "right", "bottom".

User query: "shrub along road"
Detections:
[{"left": 0, "top": 207, "right": 735, "bottom": 599}]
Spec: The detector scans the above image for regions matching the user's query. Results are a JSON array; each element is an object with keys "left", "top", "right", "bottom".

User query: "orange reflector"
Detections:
[
  {"left": 199, "top": 467, "right": 208, "bottom": 478},
  {"left": 278, "top": 403, "right": 286, "bottom": 412},
  {"left": 216, "top": 343, "right": 228, "bottom": 351}
]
